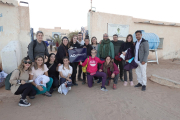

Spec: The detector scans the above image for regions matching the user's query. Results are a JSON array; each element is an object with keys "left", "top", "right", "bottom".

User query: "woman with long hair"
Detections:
[
  {"left": 29, "top": 55, "right": 53, "bottom": 97},
  {"left": 119, "top": 34, "right": 134, "bottom": 86},
  {"left": 45, "top": 53, "right": 61, "bottom": 93},
  {"left": 56, "top": 36, "right": 70, "bottom": 64},
  {"left": 10, "top": 57, "right": 36, "bottom": 107},
  {"left": 91, "top": 36, "right": 98, "bottom": 53}
]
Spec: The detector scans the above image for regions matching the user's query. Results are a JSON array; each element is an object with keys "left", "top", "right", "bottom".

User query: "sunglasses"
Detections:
[{"left": 24, "top": 61, "right": 32, "bottom": 64}]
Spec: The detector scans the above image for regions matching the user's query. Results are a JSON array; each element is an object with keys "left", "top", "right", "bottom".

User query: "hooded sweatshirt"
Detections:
[{"left": 81, "top": 56, "right": 104, "bottom": 73}]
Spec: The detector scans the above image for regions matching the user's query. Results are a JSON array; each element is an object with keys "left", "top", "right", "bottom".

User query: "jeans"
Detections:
[
  {"left": 78, "top": 65, "right": 82, "bottom": 79},
  {"left": 122, "top": 60, "right": 133, "bottom": 81},
  {"left": 32, "top": 77, "right": 53, "bottom": 95},
  {"left": 60, "top": 78, "right": 72, "bottom": 87},
  {"left": 114, "top": 59, "right": 123, "bottom": 78},
  {"left": 15, "top": 83, "right": 36, "bottom": 99},
  {"left": 105, "top": 74, "right": 119, "bottom": 85}
]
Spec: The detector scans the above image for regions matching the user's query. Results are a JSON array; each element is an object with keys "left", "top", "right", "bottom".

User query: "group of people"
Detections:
[{"left": 9, "top": 30, "right": 149, "bottom": 107}]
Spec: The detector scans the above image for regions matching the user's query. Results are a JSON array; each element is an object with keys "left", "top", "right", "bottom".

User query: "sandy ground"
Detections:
[{"left": 0, "top": 48, "right": 180, "bottom": 120}]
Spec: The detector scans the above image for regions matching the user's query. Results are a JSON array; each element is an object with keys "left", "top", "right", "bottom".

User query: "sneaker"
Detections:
[
  {"left": 68, "top": 87, "right": 71, "bottom": 90},
  {"left": 142, "top": 85, "right": 146, "bottom": 91},
  {"left": 130, "top": 81, "right": 134, "bottom": 86},
  {"left": 124, "top": 81, "right": 128, "bottom": 86},
  {"left": 20, "top": 95, "right": 28, "bottom": 102},
  {"left": 19, "top": 99, "right": 31, "bottom": 107},
  {"left": 43, "top": 91, "right": 52, "bottom": 97},
  {"left": 120, "top": 78, "right": 124, "bottom": 82},
  {"left": 101, "top": 87, "right": 108, "bottom": 92},
  {"left": 113, "top": 84, "right": 116, "bottom": 89},
  {"left": 134, "top": 83, "right": 142, "bottom": 87},
  {"left": 29, "top": 96, "right": 35, "bottom": 99}
]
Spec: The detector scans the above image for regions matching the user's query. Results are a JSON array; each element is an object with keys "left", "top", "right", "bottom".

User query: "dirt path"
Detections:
[{"left": 0, "top": 60, "right": 180, "bottom": 120}]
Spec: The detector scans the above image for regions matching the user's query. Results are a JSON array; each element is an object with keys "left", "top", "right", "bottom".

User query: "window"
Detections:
[{"left": 158, "top": 38, "right": 164, "bottom": 49}]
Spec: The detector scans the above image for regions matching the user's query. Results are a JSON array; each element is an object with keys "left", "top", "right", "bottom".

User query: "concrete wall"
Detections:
[
  {"left": 88, "top": 12, "right": 180, "bottom": 60},
  {"left": 0, "top": 0, "right": 31, "bottom": 63}
]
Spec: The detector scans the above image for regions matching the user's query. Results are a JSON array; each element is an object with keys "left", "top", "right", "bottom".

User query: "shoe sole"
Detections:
[{"left": 19, "top": 103, "right": 31, "bottom": 107}]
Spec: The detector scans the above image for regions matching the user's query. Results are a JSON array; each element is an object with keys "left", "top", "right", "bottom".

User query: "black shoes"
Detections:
[
  {"left": 78, "top": 78, "right": 83, "bottom": 81},
  {"left": 134, "top": 83, "right": 142, "bottom": 87},
  {"left": 73, "top": 83, "right": 78, "bottom": 86},
  {"left": 142, "top": 85, "right": 146, "bottom": 91},
  {"left": 19, "top": 99, "right": 31, "bottom": 107},
  {"left": 29, "top": 96, "right": 35, "bottom": 99},
  {"left": 120, "top": 77, "right": 124, "bottom": 82},
  {"left": 82, "top": 80, "right": 86, "bottom": 85}
]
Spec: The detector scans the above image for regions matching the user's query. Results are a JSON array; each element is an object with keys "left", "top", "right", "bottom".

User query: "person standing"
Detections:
[
  {"left": 111, "top": 34, "right": 124, "bottom": 81},
  {"left": 134, "top": 30, "right": 149, "bottom": 91},
  {"left": 28, "top": 31, "right": 49, "bottom": 62},
  {"left": 77, "top": 32, "right": 84, "bottom": 81}
]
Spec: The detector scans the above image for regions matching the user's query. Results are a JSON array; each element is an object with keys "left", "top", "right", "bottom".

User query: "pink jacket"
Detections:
[{"left": 81, "top": 56, "right": 104, "bottom": 73}]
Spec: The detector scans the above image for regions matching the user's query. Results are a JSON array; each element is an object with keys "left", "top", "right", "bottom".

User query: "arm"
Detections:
[
  {"left": 9, "top": 70, "right": 21, "bottom": 85},
  {"left": 28, "top": 41, "right": 35, "bottom": 62},
  {"left": 57, "top": 46, "right": 64, "bottom": 64},
  {"left": 59, "top": 72, "right": 67, "bottom": 78},
  {"left": 110, "top": 43, "right": 115, "bottom": 59},
  {"left": 99, "top": 64, "right": 103, "bottom": 71},
  {"left": 98, "top": 58, "right": 105, "bottom": 64},
  {"left": 44, "top": 71, "right": 48, "bottom": 76},
  {"left": 81, "top": 58, "right": 88, "bottom": 67},
  {"left": 119, "top": 43, "right": 124, "bottom": 54},
  {"left": 142, "top": 42, "right": 149, "bottom": 63},
  {"left": 113, "top": 63, "right": 119, "bottom": 75},
  {"left": 30, "top": 74, "right": 43, "bottom": 91},
  {"left": 45, "top": 43, "right": 49, "bottom": 57}
]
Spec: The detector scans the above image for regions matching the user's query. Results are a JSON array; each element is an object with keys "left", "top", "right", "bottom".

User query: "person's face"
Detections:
[
  {"left": 106, "top": 57, "right": 111, "bottom": 64},
  {"left": 36, "top": 33, "right": 43, "bottom": 41},
  {"left": 50, "top": 55, "right": 55, "bottom": 62},
  {"left": 73, "top": 36, "right": 77, "bottom": 43},
  {"left": 127, "top": 36, "right": 132, "bottom": 42},
  {"left": 63, "top": 58, "right": 69, "bottom": 65},
  {"left": 63, "top": 38, "right": 68, "bottom": 46},
  {"left": 36, "top": 58, "right": 43, "bottom": 66},
  {"left": 23, "top": 59, "right": 32, "bottom": 68},
  {"left": 103, "top": 34, "right": 109, "bottom": 40},
  {"left": 78, "top": 34, "right": 82, "bottom": 40},
  {"left": 136, "top": 33, "right": 142, "bottom": 40},
  {"left": 85, "top": 39, "right": 89, "bottom": 45},
  {"left": 113, "top": 36, "right": 118, "bottom": 41},
  {"left": 92, "top": 38, "right": 97, "bottom": 44},
  {"left": 91, "top": 51, "right": 97, "bottom": 57}
]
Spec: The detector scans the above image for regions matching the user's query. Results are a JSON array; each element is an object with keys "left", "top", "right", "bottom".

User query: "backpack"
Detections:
[
  {"left": 27, "top": 40, "right": 47, "bottom": 59},
  {"left": 5, "top": 69, "right": 21, "bottom": 90}
]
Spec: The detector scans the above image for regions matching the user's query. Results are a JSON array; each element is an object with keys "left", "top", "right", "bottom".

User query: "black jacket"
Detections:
[
  {"left": 119, "top": 42, "right": 134, "bottom": 55},
  {"left": 70, "top": 42, "right": 82, "bottom": 48},
  {"left": 111, "top": 40, "right": 124, "bottom": 56},
  {"left": 84, "top": 44, "right": 93, "bottom": 57},
  {"left": 56, "top": 45, "right": 69, "bottom": 64}
]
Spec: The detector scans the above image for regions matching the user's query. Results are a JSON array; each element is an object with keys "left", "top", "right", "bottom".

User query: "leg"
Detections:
[
  {"left": 87, "top": 74, "right": 94, "bottom": 87},
  {"left": 60, "top": 78, "right": 67, "bottom": 85},
  {"left": 71, "top": 63, "right": 78, "bottom": 84},
  {"left": 51, "top": 76, "right": 59, "bottom": 88},
  {"left": 139, "top": 63, "right": 147, "bottom": 86},
  {"left": 94, "top": 71, "right": 107, "bottom": 88},
  {"left": 113, "top": 74, "right": 119, "bottom": 84},
  {"left": 129, "top": 69, "right": 133, "bottom": 81},
  {"left": 136, "top": 63, "right": 142, "bottom": 85},
  {"left": 78, "top": 65, "right": 82, "bottom": 80},
  {"left": 119, "top": 61, "right": 124, "bottom": 80},
  {"left": 82, "top": 73, "right": 86, "bottom": 84},
  {"left": 32, "top": 85, "right": 47, "bottom": 95},
  {"left": 105, "top": 77, "right": 111, "bottom": 86},
  {"left": 46, "top": 77, "right": 53, "bottom": 92}
]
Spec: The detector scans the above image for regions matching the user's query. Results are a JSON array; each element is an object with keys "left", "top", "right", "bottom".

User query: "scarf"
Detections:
[
  {"left": 103, "top": 61, "right": 114, "bottom": 76},
  {"left": 99, "top": 39, "right": 110, "bottom": 58}
]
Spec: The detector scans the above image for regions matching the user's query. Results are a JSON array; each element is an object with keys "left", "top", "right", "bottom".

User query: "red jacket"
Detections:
[
  {"left": 100, "top": 63, "right": 119, "bottom": 77},
  {"left": 81, "top": 56, "right": 104, "bottom": 73}
]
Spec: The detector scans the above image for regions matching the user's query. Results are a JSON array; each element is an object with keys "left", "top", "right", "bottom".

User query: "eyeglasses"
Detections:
[{"left": 24, "top": 61, "right": 32, "bottom": 64}]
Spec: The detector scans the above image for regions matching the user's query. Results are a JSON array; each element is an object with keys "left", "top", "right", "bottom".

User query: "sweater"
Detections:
[
  {"left": 28, "top": 40, "right": 49, "bottom": 62},
  {"left": 81, "top": 56, "right": 104, "bottom": 73},
  {"left": 111, "top": 40, "right": 124, "bottom": 56},
  {"left": 100, "top": 63, "right": 119, "bottom": 77},
  {"left": 9, "top": 70, "right": 30, "bottom": 94},
  {"left": 56, "top": 45, "right": 69, "bottom": 64},
  {"left": 84, "top": 44, "right": 93, "bottom": 57}
]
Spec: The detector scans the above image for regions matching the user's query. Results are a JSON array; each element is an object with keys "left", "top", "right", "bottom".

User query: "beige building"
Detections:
[
  {"left": 39, "top": 27, "right": 70, "bottom": 40},
  {"left": 87, "top": 11, "right": 180, "bottom": 60},
  {"left": 0, "top": 0, "right": 31, "bottom": 63}
]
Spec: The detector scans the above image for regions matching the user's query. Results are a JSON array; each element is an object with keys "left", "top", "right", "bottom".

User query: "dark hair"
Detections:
[
  {"left": 70, "top": 35, "right": 78, "bottom": 46},
  {"left": 78, "top": 32, "right": 82, "bottom": 35},
  {"left": 61, "top": 36, "right": 70, "bottom": 48},
  {"left": 47, "top": 53, "right": 56, "bottom": 63},
  {"left": 91, "top": 36, "right": 98, "bottom": 45},
  {"left": 105, "top": 55, "right": 112, "bottom": 60},
  {"left": 36, "top": 31, "right": 44, "bottom": 36},
  {"left": 84, "top": 35, "right": 89, "bottom": 40},
  {"left": 126, "top": 34, "right": 133, "bottom": 43},
  {"left": 62, "top": 57, "right": 70, "bottom": 70},
  {"left": 113, "top": 34, "right": 118, "bottom": 37},
  {"left": 135, "top": 30, "right": 142, "bottom": 34}
]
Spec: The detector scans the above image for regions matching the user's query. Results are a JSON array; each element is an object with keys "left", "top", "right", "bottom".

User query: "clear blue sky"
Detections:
[{"left": 18, "top": 0, "right": 180, "bottom": 32}]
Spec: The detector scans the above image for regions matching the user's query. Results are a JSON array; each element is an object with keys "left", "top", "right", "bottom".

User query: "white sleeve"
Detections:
[
  {"left": 69, "top": 66, "right": 72, "bottom": 74},
  {"left": 58, "top": 65, "right": 62, "bottom": 72}
]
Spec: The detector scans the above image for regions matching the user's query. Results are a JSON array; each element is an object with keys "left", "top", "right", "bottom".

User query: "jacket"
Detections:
[
  {"left": 111, "top": 40, "right": 124, "bottom": 56},
  {"left": 134, "top": 38, "right": 149, "bottom": 63},
  {"left": 56, "top": 45, "right": 69, "bottom": 64},
  {"left": 100, "top": 62, "right": 119, "bottom": 77},
  {"left": 81, "top": 56, "right": 104, "bottom": 73},
  {"left": 84, "top": 44, "right": 93, "bottom": 57}
]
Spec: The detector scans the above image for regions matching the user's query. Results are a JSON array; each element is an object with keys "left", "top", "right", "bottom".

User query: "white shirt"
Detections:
[
  {"left": 77, "top": 40, "right": 84, "bottom": 45},
  {"left": 135, "top": 38, "right": 142, "bottom": 64},
  {"left": 58, "top": 65, "right": 72, "bottom": 78}
]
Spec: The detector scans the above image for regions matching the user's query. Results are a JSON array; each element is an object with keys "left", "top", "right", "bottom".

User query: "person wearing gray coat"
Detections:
[{"left": 134, "top": 30, "right": 149, "bottom": 91}]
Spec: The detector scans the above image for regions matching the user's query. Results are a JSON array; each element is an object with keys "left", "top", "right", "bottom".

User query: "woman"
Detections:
[
  {"left": 120, "top": 34, "right": 134, "bottom": 86},
  {"left": 58, "top": 57, "right": 72, "bottom": 88},
  {"left": 69, "top": 35, "right": 82, "bottom": 86},
  {"left": 99, "top": 56, "right": 119, "bottom": 89},
  {"left": 10, "top": 57, "right": 36, "bottom": 107},
  {"left": 91, "top": 37, "right": 98, "bottom": 53},
  {"left": 29, "top": 56, "right": 53, "bottom": 97},
  {"left": 56, "top": 36, "right": 70, "bottom": 64},
  {"left": 80, "top": 49, "right": 108, "bottom": 91},
  {"left": 45, "top": 53, "right": 61, "bottom": 94}
]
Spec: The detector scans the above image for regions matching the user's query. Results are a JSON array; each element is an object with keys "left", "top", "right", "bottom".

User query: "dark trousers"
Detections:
[
  {"left": 105, "top": 74, "right": 119, "bottom": 85},
  {"left": 122, "top": 60, "right": 133, "bottom": 81},
  {"left": 60, "top": 78, "right": 72, "bottom": 87},
  {"left": 78, "top": 65, "right": 82, "bottom": 79},
  {"left": 15, "top": 83, "right": 36, "bottom": 99},
  {"left": 114, "top": 59, "right": 123, "bottom": 78},
  {"left": 50, "top": 45, "right": 52, "bottom": 52},
  {"left": 51, "top": 76, "right": 59, "bottom": 88},
  {"left": 82, "top": 73, "right": 86, "bottom": 82},
  {"left": 70, "top": 62, "right": 78, "bottom": 84}
]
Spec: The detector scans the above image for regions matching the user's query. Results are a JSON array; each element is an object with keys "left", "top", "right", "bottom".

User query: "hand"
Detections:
[
  {"left": 37, "top": 85, "right": 43, "bottom": 91},
  {"left": 99, "top": 69, "right": 102, "bottom": 72},
  {"left": 40, "top": 81, "right": 43, "bottom": 84},
  {"left": 21, "top": 80, "right": 26, "bottom": 85},
  {"left": 58, "top": 63, "right": 61, "bottom": 66},
  {"left": 112, "top": 59, "right": 114, "bottom": 62},
  {"left": 80, "top": 61, "right": 82, "bottom": 65},
  {"left": 126, "top": 60, "right": 129, "bottom": 62},
  {"left": 111, "top": 73, "right": 115, "bottom": 78},
  {"left": 68, "top": 79, "right": 72, "bottom": 82},
  {"left": 69, "top": 47, "right": 73, "bottom": 50},
  {"left": 141, "top": 62, "right": 146, "bottom": 65},
  {"left": 83, "top": 46, "right": 86, "bottom": 48}
]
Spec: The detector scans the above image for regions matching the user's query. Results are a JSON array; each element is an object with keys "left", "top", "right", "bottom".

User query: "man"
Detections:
[
  {"left": 28, "top": 31, "right": 49, "bottom": 62},
  {"left": 134, "top": 30, "right": 149, "bottom": 91},
  {"left": 77, "top": 32, "right": 84, "bottom": 81},
  {"left": 111, "top": 34, "right": 124, "bottom": 81}
]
